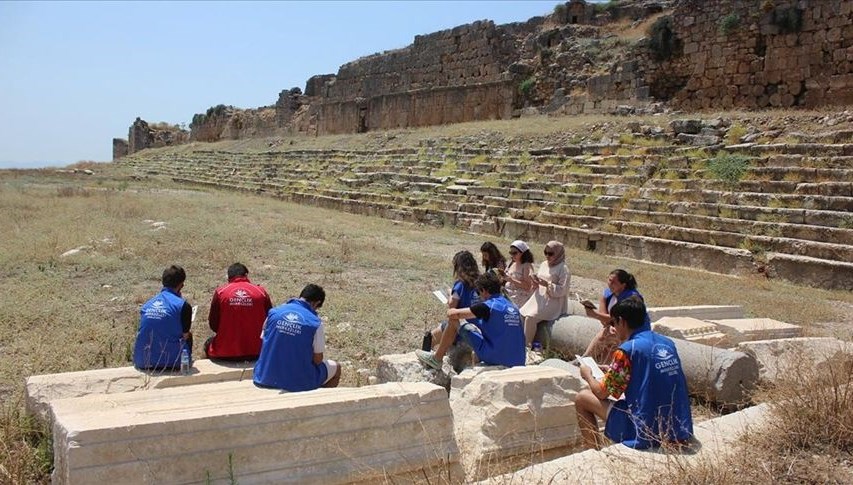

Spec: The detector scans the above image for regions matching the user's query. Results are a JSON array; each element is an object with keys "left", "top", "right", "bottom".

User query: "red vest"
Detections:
[{"left": 207, "top": 277, "right": 272, "bottom": 359}]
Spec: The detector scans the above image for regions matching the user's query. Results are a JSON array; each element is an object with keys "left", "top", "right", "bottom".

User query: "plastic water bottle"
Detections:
[{"left": 180, "top": 348, "right": 190, "bottom": 376}]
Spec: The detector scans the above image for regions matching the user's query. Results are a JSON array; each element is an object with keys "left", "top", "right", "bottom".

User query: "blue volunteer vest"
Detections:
[
  {"left": 254, "top": 298, "right": 328, "bottom": 392},
  {"left": 133, "top": 287, "right": 186, "bottom": 369},
  {"left": 604, "top": 288, "right": 652, "bottom": 330},
  {"left": 472, "top": 295, "right": 526, "bottom": 367},
  {"left": 453, "top": 280, "right": 481, "bottom": 323},
  {"left": 604, "top": 330, "right": 693, "bottom": 449}
]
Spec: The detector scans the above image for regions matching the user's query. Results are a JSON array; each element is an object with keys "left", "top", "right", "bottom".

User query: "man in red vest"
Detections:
[{"left": 204, "top": 263, "right": 273, "bottom": 361}]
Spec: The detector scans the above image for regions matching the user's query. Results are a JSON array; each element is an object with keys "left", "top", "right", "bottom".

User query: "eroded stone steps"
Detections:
[
  {"left": 619, "top": 208, "right": 853, "bottom": 246},
  {"left": 610, "top": 220, "right": 853, "bottom": 262},
  {"left": 626, "top": 198, "right": 850, "bottom": 229},
  {"left": 636, "top": 187, "right": 853, "bottom": 212}
]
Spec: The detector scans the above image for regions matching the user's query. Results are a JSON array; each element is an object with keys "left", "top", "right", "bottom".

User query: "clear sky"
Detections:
[{"left": 0, "top": 0, "right": 580, "bottom": 168}]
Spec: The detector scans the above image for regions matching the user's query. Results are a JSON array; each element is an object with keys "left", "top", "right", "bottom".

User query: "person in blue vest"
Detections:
[
  {"left": 133, "top": 265, "right": 193, "bottom": 370},
  {"left": 253, "top": 284, "right": 342, "bottom": 392},
  {"left": 575, "top": 296, "right": 693, "bottom": 450},
  {"left": 583, "top": 269, "right": 652, "bottom": 364},
  {"left": 417, "top": 271, "right": 526, "bottom": 370}
]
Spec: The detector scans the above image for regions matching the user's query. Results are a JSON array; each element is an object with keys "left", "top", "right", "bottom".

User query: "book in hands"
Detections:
[
  {"left": 575, "top": 355, "right": 605, "bottom": 380},
  {"left": 575, "top": 293, "right": 596, "bottom": 310},
  {"left": 432, "top": 289, "right": 449, "bottom": 305}
]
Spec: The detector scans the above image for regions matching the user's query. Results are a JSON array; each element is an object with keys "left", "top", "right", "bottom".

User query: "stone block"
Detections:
[
  {"left": 710, "top": 318, "right": 802, "bottom": 344},
  {"left": 736, "top": 337, "right": 853, "bottom": 383},
  {"left": 477, "top": 403, "right": 770, "bottom": 484},
  {"left": 26, "top": 359, "right": 255, "bottom": 422},
  {"left": 375, "top": 351, "right": 454, "bottom": 389},
  {"left": 647, "top": 305, "right": 745, "bottom": 322},
  {"left": 51, "top": 381, "right": 462, "bottom": 484},
  {"left": 653, "top": 317, "right": 729, "bottom": 347},
  {"left": 449, "top": 366, "right": 583, "bottom": 480}
]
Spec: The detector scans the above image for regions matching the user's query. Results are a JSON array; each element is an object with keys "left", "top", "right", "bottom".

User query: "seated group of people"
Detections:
[
  {"left": 415, "top": 243, "right": 693, "bottom": 450},
  {"left": 133, "top": 250, "right": 692, "bottom": 450},
  {"left": 132, "top": 263, "right": 341, "bottom": 392}
]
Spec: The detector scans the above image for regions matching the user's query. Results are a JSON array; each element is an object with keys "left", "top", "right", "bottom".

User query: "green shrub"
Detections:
[
  {"left": 719, "top": 13, "right": 740, "bottom": 35},
  {"left": 707, "top": 154, "right": 752, "bottom": 186},
  {"left": 519, "top": 77, "right": 536, "bottom": 96},
  {"left": 725, "top": 123, "right": 748, "bottom": 145},
  {"left": 647, "top": 16, "right": 681, "bottom": 62}
]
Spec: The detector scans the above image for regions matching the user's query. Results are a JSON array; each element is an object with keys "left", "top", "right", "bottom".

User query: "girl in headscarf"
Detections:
[
  {"left": 520, "top": 240, "right": 571, "bottom": 347},
  {"left": 504, "top": 240, "right": 535, "bottom": 308}
]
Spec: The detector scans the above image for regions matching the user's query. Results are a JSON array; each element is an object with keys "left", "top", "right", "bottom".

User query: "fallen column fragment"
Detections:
[{"left": 549, "top": 316, "right": 758, "bottom": 404}]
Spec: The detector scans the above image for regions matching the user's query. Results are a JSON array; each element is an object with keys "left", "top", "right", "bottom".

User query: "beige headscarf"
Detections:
[{"left": 545, "top": 240, "right": 565, "bottom": 266}]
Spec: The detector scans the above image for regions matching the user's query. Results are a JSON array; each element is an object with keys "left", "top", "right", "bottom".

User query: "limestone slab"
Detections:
[
  {"left": 375, "top": 352, "right": 453, "bottom": 389},
  {"left": 51, "top": 381, "right": 461, "bottom": 485},
  {"left": 448, "top": 366, "right": 584, "bottom": 481},
  {"left": 26, "top": 359, "right": 254, "bottom": 421},
  {"left": 477, "top": 403, "right": 770, "bottom": 484},
  {"left": 736, "top": 337, "right": 853, "bottom": 383},
  {"left": 647, "top": 305, "right": 744, "bottom": 322},
  {"left": 653, "top": 316, "right": 729, "bottom": 347},
  {"left": 711, "top": 318, "right": 803, "bottom": 344}
]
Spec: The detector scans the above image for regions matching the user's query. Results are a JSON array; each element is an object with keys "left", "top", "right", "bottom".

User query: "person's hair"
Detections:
[
  {"left": 610, "top": 295, "right": 646, "bottom": 329},
  {"left": 299, "top": 284, "right": 326, "bottom": 308},
  {"left": 610, "top": 269, "right": 638, "bottom": 291},
  {"left": 519, "top": 249, "right": 534, "bottom": 264},
  {"left": 162, "top": 265, "right": 186, "bottom": 289},
  {"left": 480, "top": 242, "right": 506, "bottom": 270},
  {"left": 474, "top": 271, "right": 503, "bottom": 296},
  {"left": 452, "top": 250, "right": 480, "bottom": 287},
  {"left": 227, "top": 262, "right": 249, "bottom": 280}
]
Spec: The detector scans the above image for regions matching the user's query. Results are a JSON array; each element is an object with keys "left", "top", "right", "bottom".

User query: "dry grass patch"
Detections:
[
  {"left": 1, "top": 170, "right": 852, "bottom": 482},
  {"left": 649, "top": 350, "right": 853, "bottom": 485}
]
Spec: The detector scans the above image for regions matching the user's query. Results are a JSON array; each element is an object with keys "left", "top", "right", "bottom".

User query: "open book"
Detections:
[
  {"left": 432, "top": 289, "right": 449, "bottom": 305},
  {"left": 575, "top": 355, "right": 605, "bottom": 380}
]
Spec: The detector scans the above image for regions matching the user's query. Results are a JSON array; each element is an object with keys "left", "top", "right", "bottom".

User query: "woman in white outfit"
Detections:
[
  {"left": 520, "top": 240, "right": 570, "bottom": 347},
  {"left": 503, "top": 240, "right": 535, "bottom": 309}
]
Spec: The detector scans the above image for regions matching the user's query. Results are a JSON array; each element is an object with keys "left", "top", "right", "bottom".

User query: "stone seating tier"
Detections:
[
  {"left": 624, "top": 199, "right": 850, "bottom": 228},
  {"left": 637, "top": 187, "right": 853, "bottom": 212},
  {"left": 618, "top": 209, "right": 853, "bottom": 246},
  {"left": 609, "top": 220, "right": 853, "bottom": 262},
  {"left": 121, "top": 141, "right": 853, "bottom": 289}
]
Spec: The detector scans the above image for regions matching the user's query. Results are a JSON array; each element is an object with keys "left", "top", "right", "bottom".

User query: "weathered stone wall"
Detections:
[
  {"left": 127, "top": 118, "right": 188, "bottom": 155},
  {"left": 314, "top": 81, "right": 515, "bottom": 134},
  {"left": 116, "top": 0, "right": 852, "bottom": 151},
  {"left": 650, "top": 0, "right": 853, "bottom": 109},
  {"left": 307, "top": 20, "right": 521, "bottom": 134},
  {"left": 111, "top": 138, "right": 128, "bottom": 160}
]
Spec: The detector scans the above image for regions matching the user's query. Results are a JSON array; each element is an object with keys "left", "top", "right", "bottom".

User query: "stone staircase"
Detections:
[{"left": 119, "top": 141, "right": 853, "bottom": 290}]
